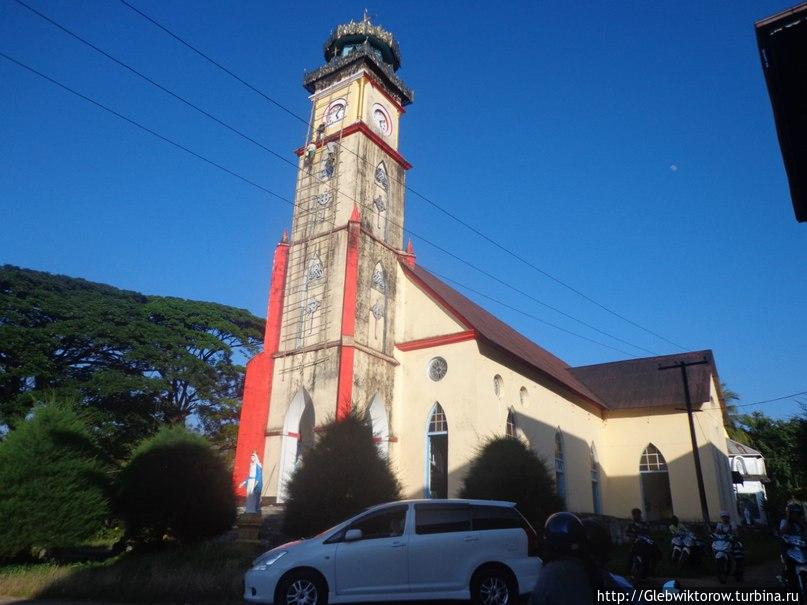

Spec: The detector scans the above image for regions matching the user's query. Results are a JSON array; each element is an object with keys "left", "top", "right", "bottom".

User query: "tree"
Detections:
[
  {"left": 0, "top": 265, "right": 263, "bottom": 460},
  {"left": 737, "top": 411, "right": 807, "bottom": 519},
  {"left": 282, "top": 413, "right": 401, "bottom": 540},
  {"left": 0, "top": 403, "right": 109, "bottom": 558},
  {"left": 721, "top": 382, "right": 750, "bottom": 445},
  {"left": 460, "top": 436, "right": 563, "bottom": 531},
  {"left": 117, "top": 425, "right": 235, "bottom": 544}
]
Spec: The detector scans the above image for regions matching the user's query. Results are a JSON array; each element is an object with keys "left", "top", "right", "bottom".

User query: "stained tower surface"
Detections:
[{"left": 233, "top": 15, "right": 414, "bottom": 501}]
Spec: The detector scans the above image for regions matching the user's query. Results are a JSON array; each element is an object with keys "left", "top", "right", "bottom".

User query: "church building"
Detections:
[{"left": 233, "top": 17, "right": 737, "bottom": 523}]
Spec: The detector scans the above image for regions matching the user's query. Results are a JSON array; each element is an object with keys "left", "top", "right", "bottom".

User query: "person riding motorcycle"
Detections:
[
  {"left": 627, "top": 508, "right": 659, "bottom": 577},
  {"left": 581, "top": 518, "right": 637, "bottom": 596},
  {"left": 780, "top": 502, "right": 806, "bottom": 536},
  {"left": 779, "top": 502, "right": 806, "bottom": 590},
  {"left": 713, "top": 511, "right": 737, "bottom": 538},
  {"left": 712, "top": 511, "right": 743, "bottom": 582},
  {"left": 530, "top": 512, "right": 602, "bottom": 604}
]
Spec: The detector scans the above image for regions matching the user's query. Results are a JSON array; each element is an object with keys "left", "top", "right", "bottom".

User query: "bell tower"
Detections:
[{"left": 233, "top": 15, "right": 414, "bottom": 502}]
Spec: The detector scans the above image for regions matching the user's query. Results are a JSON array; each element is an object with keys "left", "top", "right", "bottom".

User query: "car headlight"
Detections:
[{"left": 251, "top": 550, "right": 288, "bottom": 571}]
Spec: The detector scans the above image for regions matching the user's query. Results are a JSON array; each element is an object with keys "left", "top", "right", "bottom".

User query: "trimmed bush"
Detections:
[
  {"left": 0, "top": 404, "right": 109, "bottom": 558},
  {"left": 282, "top": 412, "right": 401, "bottom": 539},
  {"left": 460, "top": 436, "right": 563, "bottom": 531},
  {"left": 117, "top": 426, "right": 235, "bottom": 543}
]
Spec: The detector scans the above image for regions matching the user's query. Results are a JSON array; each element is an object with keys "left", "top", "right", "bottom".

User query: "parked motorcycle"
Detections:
[
  {"left": 779, "top": 533, "right": 807, "bottom": 602},
  {"left": 629, "top": 534, "right": 657, "bottom": 581},
  {"left": 712, "top": 532, "right": 744, "bottom": 583}
]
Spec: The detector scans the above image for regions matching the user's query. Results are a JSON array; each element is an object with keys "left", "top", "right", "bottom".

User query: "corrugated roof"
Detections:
[
  {"left": 727, "top": 439, "right": 763, "bottom": 457},
  {"left": 570, "top": 351, "right": 717, "bottom": 409},
  {"left": 401, "top": 263, "right": 606, "bottom": 408}
]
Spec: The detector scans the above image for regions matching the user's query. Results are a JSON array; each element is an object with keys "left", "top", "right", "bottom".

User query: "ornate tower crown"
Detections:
[
  {"left": 303, "top": 13, "right": 414, "bottom": 106},
  {"left": 323, "top": 13, "right": 402, "bottom": 71}
]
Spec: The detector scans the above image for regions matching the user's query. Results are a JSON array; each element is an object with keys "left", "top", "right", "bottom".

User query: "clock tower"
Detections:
[{"left": 233, "top": 15, "right": 414, "bottom": 501}]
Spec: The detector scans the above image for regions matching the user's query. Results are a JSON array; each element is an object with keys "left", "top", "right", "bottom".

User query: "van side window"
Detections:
[
  {"left": 349, "top": 507, "right": 407, "bottom": 540},
  {"left": 472, "top": 505, "right": 521, "bottom": 531},
  {"left": 415, "top": 505, "right": 471, "bottom": 535}
]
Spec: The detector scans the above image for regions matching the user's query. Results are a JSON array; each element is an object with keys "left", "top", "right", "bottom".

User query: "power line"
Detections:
[
  {"left": 9, "top": 4, "right": 659, "bottom": 357},
  {"left": 0, "top": 49, "right": 644, "bottom": 359},
  {"left": 732, "top": 390, "right": 807, "bottom": 409},
  {"left": 424, "top": 267, "right": 638, "bottom": 357},
  {"left": 114, "top": 0, "right": 689, "bottom": 352}
]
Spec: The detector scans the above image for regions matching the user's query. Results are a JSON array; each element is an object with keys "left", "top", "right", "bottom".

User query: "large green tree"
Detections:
[
  {"left": 737, "top": 411, "right": 807, "bottom": 518},
  {"left": 0, "top": 265, "right": 263, "bottom": 459}
]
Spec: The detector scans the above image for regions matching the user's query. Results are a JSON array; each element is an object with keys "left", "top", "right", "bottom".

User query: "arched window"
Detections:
[
  {"left": 494, "top": 375, "right": 503, "bottom": 399},
  {"left": 555, "top": 429, "right": 566, "bottom": 503},
  {"left": 590, "top": 443, "right": 602, "bottom": 514},
  {"left": 639, "top": 443, "right": 668, "bottom": 472},
  {"left": 735, "top": 457, "right": 747, "bottom": 475},
  {"left": 519, "top": 386, "right": 529, "bottom": 406},
  {"left": 366, "top": 393, "right": 389, "bottom": 459},
  {"left": 506, "top": 409, "right": 517, "bottom": 437},
  {"left": 425, "top": 403, "right": 448, "bottom": 499},
  {"left": 639, "top": 443, "right": 673, "bottom": 521}
]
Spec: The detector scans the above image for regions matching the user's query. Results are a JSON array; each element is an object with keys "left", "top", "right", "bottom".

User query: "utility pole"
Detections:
[{"left": 659, "top": 358, "right": 711, "bottom": 529}]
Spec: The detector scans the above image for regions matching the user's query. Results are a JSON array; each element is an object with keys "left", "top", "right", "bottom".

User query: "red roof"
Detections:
[
  {"left": 571, "top": 350, "right": 718, "bottom": 410},
  {"left": 401, "top": 262, "right": 606, "bottom": 408}
]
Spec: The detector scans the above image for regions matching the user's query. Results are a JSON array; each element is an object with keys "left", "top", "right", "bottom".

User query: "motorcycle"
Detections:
[
  {"left": 629, "top": 534, "right": 657, "bottom": 581},
  {"left": 780, "top": 534, "right": 807, "bottom": 602},
  {"left": 671, "top": 528, "right": 704, "bottom": 567},
  {"left": 711, "top": 532, "right": 744, "bottom": 584}
]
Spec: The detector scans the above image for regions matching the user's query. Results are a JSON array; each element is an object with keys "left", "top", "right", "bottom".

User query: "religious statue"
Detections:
[{"left": 240, "top": 452, "right": 263, "bottom": 514}]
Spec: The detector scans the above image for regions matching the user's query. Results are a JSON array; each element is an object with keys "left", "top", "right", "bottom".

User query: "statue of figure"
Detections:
[{"left": 240, "top": 452, "right": 263, "bottom": 514}]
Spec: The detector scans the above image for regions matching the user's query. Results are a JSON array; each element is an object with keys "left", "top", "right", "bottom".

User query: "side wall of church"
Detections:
[
  {"left": 602, "top": 376, "right": 735, "bottom": 523},
  {"left": 393, "top": 267, "right": 607, "bottom": 511}
]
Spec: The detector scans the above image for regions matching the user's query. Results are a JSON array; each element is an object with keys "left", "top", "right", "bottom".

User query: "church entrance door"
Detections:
[
  {"left": 425, "top": 403, "right": 448, "bottom": 499},
  {"left": 639, "top": 444, "right": 673, "bottom": 521}
]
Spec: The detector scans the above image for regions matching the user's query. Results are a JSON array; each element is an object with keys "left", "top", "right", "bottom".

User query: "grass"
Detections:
[
  {"left": 608, "top": 528, "right": 781, "bottom": 580},
  {"left": 0, "top": 541, "right": 266, "bottom": 604}
]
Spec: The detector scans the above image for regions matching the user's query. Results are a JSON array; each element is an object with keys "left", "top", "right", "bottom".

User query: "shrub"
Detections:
[
  {"left": 460, "top": 436, "right": 563, "bottom": 531},
  {"left": 0, "top": 404, "right": 109, "bottom": 558},
  {"left": 117, "top": 426, "right": 235, "bottom": 543},
  {"left": 282, "top": 412, "right": 401, "bottom": 539}
]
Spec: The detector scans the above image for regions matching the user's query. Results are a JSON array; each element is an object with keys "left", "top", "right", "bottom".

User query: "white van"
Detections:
[{"left": 245, "top": 499, "right": 541, "bottom": 605}]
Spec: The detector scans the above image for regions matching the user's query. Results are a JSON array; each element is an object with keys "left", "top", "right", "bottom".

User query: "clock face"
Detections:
[
  {"left": 371, "top": 103, "right": 392, "bottom": 136},
  {"left": 325, "top": 100, "right": 346, "bottom": 125}
]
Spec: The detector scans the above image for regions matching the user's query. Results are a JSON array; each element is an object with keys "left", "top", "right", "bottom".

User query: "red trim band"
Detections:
[
  {"left": 295, "top": 122, "right": 412, "bottom": 170},
  {"left": 364, "top": 74, "right": 406, "bottom": 115},
  {"left": 396, "top": 330, "right": 478, "bottom": 352}
]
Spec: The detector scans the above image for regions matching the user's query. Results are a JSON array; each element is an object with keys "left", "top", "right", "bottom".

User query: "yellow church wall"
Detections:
[
  {"left": 395, "top": 266, "right": 467, "bottom": 343},
  {"left": 601, "top": 376, "right": 735, "bottom": 523},
  {"left": 392, "top": 339, "right": 608, "bottom": 513}
]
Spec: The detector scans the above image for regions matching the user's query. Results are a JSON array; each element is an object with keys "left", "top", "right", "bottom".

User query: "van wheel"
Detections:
[
  {"left": 276, "top": 570, "right": 327, "bottom": 605},
  {"left": 471, "top": 565, "right": 517, "bottom": 605}
]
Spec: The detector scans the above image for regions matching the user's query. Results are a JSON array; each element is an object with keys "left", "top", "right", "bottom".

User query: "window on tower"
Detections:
[{"left": 375, "top": 162, "right": 388, "bottom": 191}]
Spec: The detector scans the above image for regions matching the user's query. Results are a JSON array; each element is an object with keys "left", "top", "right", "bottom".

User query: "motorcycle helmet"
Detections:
[
  {"left": 581, "top": 518, "right": 612, "bottom": 564},
  {"left": 543, "top": 512, "right": 586, "bottom": 557}
]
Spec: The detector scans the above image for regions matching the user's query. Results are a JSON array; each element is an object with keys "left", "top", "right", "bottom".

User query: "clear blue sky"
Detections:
[{"left": 1, "top": 1, "right": 804, "bottom": 419}]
